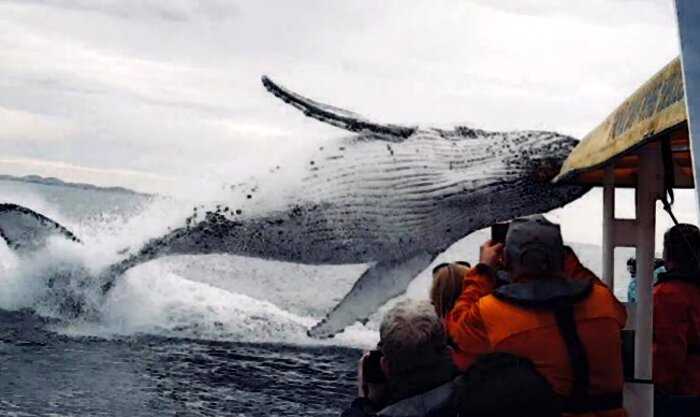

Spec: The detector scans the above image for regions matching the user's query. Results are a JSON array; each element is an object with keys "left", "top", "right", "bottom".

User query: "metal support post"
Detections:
[
  {"left": 603, "top": 166, "right": 615, "bottom": 288},
  {"left": 626, "top": 142, "right": 663, "bottom": 417}
]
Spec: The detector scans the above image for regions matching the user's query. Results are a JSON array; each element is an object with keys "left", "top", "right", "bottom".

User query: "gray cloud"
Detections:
[
  {"left": 1, "top": 0, "right": 239, "bottom": 22},
  {"left": 468, "top": 0, "right": 673, "bottom": 25},
  {"left": 0, "top": 0, "right": 680, "bottom": 185}
]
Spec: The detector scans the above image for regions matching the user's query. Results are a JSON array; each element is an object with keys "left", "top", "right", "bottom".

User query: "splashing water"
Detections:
[{"left": 0, "top": 180, "right": 380, "bottom": 349}]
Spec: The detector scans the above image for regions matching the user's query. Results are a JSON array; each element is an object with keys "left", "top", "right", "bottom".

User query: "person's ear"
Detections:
[{"left": 380, "top": 356, "right": 390, "bottom": 378}]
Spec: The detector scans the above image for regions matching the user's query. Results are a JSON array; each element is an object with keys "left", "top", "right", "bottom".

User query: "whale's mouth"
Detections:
[
  {"left": 533, "top": 157, "right": 565, "bottom": 183},
  {"left": 525, "top": 134, "right": 578, "bottom": 183}
]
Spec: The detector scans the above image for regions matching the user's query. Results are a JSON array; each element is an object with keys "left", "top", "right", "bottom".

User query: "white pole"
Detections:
[
  {"left": 603, "top": 166, "right": 615, "bottom": 288},
  {"left": 635, "top": 143, "right": 661, "bottom": 381},
  {"left": 627, "top": 143, "right": 662, "bottom": 417}
]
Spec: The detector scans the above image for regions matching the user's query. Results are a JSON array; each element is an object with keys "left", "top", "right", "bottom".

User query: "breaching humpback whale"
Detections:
[{"left": 0, "top": 77, "right": 589, "bottom": 337}]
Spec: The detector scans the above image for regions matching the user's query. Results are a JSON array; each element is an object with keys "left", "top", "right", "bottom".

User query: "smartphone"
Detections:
[
  {"left": 491, "top": 222, "right": 510, "bottom": 244},
  {"left": 362, "top": 350, "right": 386, "bottom": 383}
]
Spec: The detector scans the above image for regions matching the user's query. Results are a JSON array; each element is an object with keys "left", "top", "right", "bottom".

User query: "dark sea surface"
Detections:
[{"left": 0, "top": 310, "right": 359, "bottom": 417}]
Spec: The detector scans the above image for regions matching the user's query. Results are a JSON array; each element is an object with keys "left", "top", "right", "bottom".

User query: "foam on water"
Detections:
[
  {"left": 115, "top": 263, "right": 375, "bottom": 346},
  {"left": 85, "top": 265, "right": 313, "bottom": 339},
  {"left": 56, "top": 261, "right": 378, "bottom": 349}
]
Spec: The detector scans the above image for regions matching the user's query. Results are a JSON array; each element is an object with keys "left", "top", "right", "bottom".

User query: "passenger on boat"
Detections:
[
  {"left": 431, "top": 262, "right": 474, "bottom": 371},
  {"left": 445, "top": 215, "right": 627, "bottom": 417},
  {"left": 431, "top": 249, "right": 601, "bottom": 373},
  {"left": 627, "top": 257, "right": 637, "bottom": 303},
  {"left": 340, "top": 297, "right": 560, "bottom": 417},
  {"left": 628, "top": 257, "right": 665, "bottom": 303},
  {"left": 653, "top": 259, "right": 666, "bottom": 283},
  {"left": 653, "top": 224, "right": 700, "bottom": 416},
  {"left": 341, "top": 299, "right": 458, "bottom": 417}
]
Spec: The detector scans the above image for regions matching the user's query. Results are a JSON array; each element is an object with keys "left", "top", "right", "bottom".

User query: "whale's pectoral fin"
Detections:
[
  {"left": 261, "top": 75, "right": 417, "bottom": 140},
  {"left": 308, "top": 251, "right": 438, "bottom": 338},
  {"left": 0, "top": 203, "right": 81, "bottom": 254}
]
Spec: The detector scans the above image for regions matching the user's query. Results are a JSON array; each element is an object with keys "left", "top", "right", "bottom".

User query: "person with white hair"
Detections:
[
  {"left": 340, "top": 297, "right": 562, "bottom": 417},
  {"left": 341, "top": 299, "right": 458, "bottom": 417}
]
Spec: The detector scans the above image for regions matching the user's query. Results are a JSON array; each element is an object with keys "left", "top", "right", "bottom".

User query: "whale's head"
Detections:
[
  {"left": 519, "top": 131, "right": 579, "bottom": 182},
  {"left": 495, "top": 130, "right": 590, "bottom": 215}
]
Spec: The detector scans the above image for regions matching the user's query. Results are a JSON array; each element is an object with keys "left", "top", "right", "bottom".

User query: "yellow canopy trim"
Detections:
[{"left": 555, "top": 57, "right": 687, "bottom": 184}]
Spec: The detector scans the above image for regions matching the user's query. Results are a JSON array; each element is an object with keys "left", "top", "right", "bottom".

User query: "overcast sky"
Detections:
[{"left": 0, "top": 0, "right": 694, "bottom": 244}]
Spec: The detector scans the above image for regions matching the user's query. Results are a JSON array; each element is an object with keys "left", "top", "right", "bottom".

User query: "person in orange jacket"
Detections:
[
  {"left": 445, "top": 215, "right": 627, "bottom": 417},
  {"left": 430, "top": 247, "right": 602, "bottom": 373},
  {"left": 653, "top": 223, "right": 700, "bottom": 417}
]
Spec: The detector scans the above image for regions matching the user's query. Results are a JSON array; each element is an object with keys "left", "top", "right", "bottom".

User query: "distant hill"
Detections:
[{"left": 0, "top": 174, "right": 152, "bottom": 197}]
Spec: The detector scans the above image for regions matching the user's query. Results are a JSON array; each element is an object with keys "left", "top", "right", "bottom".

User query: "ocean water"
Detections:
[
  {"left": 0, "top": 310, "right": 358, "bottom": 417},
  {"left": 0, "top": 179, "right": 634, "bottom": 416}
]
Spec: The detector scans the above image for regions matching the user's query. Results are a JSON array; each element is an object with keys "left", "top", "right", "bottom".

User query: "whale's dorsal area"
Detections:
[
  {"left": 0, "top": 203, "right": 80, "bottom": 254},
  {"left": 261, "top": 75, "right": 417, "bottom": 140}
]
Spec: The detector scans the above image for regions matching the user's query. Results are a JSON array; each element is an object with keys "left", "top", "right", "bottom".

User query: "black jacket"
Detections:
[{"left": 340, "top": 381, "right": 457, "bottom": 417}]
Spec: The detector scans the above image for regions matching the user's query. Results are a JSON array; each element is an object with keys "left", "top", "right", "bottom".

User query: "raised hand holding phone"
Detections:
[
  {"left": 480, "top": 239, "right": 505, "bottom": 269},
  {"left": 490, "top": 222, "right": 509, "bottom": 244}
]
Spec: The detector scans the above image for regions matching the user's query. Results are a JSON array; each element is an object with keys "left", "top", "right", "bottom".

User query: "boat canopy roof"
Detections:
[{"left": 554, "top": 57, "right": 694, "bottom": 188}]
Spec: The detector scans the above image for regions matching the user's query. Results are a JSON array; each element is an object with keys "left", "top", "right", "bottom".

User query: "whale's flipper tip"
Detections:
[
  {"left": 0, "top": 203, "right": 81, "bottom": 254},
  {"left": 307, "top": 251, "right": 438, "bottom": 338},
  {"left": 306, "top": 324, "right": 337, "bottom": 339}
]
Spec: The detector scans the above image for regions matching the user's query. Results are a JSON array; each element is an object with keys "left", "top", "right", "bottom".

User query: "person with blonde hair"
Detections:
[
  {"left": 430, "top": 262, "right": 469, "bottom": 318},
  {"left": 430, "top": 261, "right": 482, "bottom": 371}
]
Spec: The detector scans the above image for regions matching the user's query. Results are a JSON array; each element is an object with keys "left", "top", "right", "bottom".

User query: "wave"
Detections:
[{"left": 71, "top": 262, "right": 378, "bottom": 348}]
